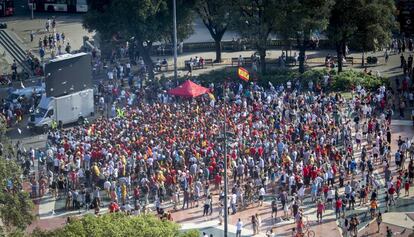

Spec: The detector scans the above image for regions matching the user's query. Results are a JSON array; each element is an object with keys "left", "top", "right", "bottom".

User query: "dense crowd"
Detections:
[
  {"left": 3, "top": 36, "right": 414, "bottom": 237},
  {"left": 21, "top": 71, "right": 413, "bottom": 237}
]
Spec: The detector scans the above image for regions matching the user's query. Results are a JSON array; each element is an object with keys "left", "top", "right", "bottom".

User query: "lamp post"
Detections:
[
  {"left": 223, "top": 81, "right": 228, "bottom": 237},
  {"left": 173, "top": 0, "right": 178, "bottom": 84}
]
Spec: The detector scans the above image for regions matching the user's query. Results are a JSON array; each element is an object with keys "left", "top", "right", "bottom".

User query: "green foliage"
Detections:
[
  {"left": 0, "top": 157, "right": 34, "bottom": 232},
  {"left": 188, "top": 67, "right": 386, "bottom": 93},
  {"left": 0, "top": 114, "right": 6, "bottom": 137},
  {"left": 179, "top": 229, "right": 200, "bottom": 237},
  {"left": 350, "top": 0, "right": 396, "bottom": 52},
  {"left": 195, "top": 0, "right": 231, "bottom": 61},
  {"left": 331, "top": 70, "right": 387, "bottom": 91},
  {"left": 300, "top": 68, "right": 333, "bottom": 84},
  {"left": 83, "top": 0, "right": 194, "bottom": 79},
  {"left": 229, "top": 0, "right": 281, "bottom": 72},
  {"left": 30, "top": 214, "right": 198, "bottom": 237}
]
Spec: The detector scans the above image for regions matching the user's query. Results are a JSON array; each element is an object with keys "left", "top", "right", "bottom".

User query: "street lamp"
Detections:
[
  {"left": 217, "top": 82, "right": 230, "bottom": 237},
  {"left": 173, "top": 0, "right": 178, "bottom": 84},
  {"left": 223, "top": 81, "right": 229, "bottom": 237}
]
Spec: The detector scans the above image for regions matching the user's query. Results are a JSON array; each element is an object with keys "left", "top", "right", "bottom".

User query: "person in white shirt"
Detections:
[
  {"left": 236, "top": 218, "right": 243, "bottom": 237},
  {"left": 258, "top": 186, "right": 266, "bottom": 206}
]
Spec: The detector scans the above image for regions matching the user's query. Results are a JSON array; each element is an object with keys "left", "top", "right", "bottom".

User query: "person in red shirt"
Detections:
[
  {"left": 335, "top": 197, "right": 342, "bottom": 219},
  {"left": 316, "top": 200, "right": 325, "bottom": 223},
  {"left": 396, "top": 178, "right": 402, "bottom": 198},
  {"left": 405, "top": 180, "right": 410, "bottom": 197},
  {"left": 214, "top": 173, "right": 222, "bottom": 191},
  {"left": 109, "top": 201, "right": 120, "bottom": 213},
  {"left": 388, "top": 185, "right": 396, "bottom": 206}
]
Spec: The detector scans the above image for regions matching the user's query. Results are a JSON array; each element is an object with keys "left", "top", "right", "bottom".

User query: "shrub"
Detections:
[
  {"left": 161, "top": 67, "right": 387, "bottom": 93},
  {"left": 331, "top": 70, "right": 387, "bottom": 91}
]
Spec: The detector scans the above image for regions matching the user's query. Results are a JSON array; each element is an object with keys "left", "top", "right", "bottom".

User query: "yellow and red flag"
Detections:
[{"left": 238, "top": 67, "right": 250, "bottom": 82}]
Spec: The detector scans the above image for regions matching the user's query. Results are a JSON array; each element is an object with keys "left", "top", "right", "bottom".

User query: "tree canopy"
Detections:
[
  {"left": 328, "top": 0, "right": 395, "bottom": 70},
  {"left": 84, "top": 0, "right": 397, "bottom": 76},
  {"left": 0, "top": 148, "right": 34, "bottom": 234},
  {"left": 31, "top": 213, "right": 198, "bottom": 237},
  {"left": 83, "top": 0, "right": 195, "bottom": 79},
  {"left": 195, "top": 0, "right": 231, "bottom": 62},
  {"left": 278, "top": 0, "right": 334, "bottom": 73},
  {"left": 231, "top": 0, "right": 281, "bottom": 73}
]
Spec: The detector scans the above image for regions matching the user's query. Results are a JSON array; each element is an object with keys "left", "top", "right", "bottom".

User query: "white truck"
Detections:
[{"left": 28, "top": 89, "right": 94, "bottom": 132}]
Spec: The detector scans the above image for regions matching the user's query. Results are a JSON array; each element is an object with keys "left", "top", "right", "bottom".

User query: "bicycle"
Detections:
[
  {"left": 302, "top": 221, "right": 316, "bottom": 237},
  {"left": 294, "top": 216, "right": 316, "bottom": 237}
]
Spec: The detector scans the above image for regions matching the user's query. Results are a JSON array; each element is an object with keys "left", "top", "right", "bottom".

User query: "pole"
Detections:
[
  {"left": 31, "top": 1, "right": 34, "bottom": 19},
  {"left": 223, "top": 82, "right": 228, "bottom": 237},
  {"left": 173, "top": 0, "right": 178, "bottom": 84}
]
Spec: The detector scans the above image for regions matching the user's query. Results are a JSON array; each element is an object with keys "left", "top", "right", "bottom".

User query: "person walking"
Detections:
[
  {"left": 236, "top": 218, "right": 243, "bottom": 237},
  {"left": 376, "top": 212, "right": 383, "bottom": 233}
]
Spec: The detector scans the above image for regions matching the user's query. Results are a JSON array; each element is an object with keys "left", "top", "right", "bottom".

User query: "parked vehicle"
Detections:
[
  {"left": 28, "top": 89, "right": 94, "bottom": 132},
  {"left": 7, "top": 84, "right": 45, "bottom": 103}
]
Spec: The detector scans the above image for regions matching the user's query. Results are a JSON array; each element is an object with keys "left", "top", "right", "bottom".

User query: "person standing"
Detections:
[
  {"left": 30, "top": 30, "right": 34, "bottom": 42},
  {"left": 335, "top": 197, "right": 343, "bottom": 219},
  {"left": 386, "top": 226, "right": 393, "bottom": 237},
  {"left": 384, "top": 49, "right": 389, "bottom": 64},
  {"left": 182, "top": 188, "right": 189, "bottom": 210},
  {"left": 203, "top": 195, "right": 211, "bottom": 216},
  {"left": 236, "top": 218, "right": 243, "bottom": 237},
  {"left": 271, "top": 199, "right": 278, "bottom": 222},
  {"left": 316, "top": 200, "right": 325, "bottom": 223},
  {"left": 376, "top": 212, "right": 382, "bottom": 233},
  {"left": 404, "top": 180, "right": 410, "bottom": 196},
  {"left": 258, "top": 186, "right": 265, "bottom": 207},
  {"left": 251, "top": 215, "right": 257, "bottom": 235},
  {"left": 255, "top": 213, "right": 261, "bottom": 234}
]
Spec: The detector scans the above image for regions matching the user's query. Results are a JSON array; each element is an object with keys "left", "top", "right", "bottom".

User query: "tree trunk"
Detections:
[
  {"left": 362, "top": 51, "right": 365, "bottom": 67},
  {"left": 259, "top": 48, "right": 266, "bottom": 74},
  {"left": 337, "top": 43, "right": 343, "bottom": 73},
  {"left": 214, "top": 40, "right": 222, "bottom": 63},
  {"left": 299, "top": 31, "right": 310, "bottom": 74},
  {"left": 137, "top": 42, "right": 154, "bottom": 80},
  {"left": 298, "top": 43, "right": 306, "bottom": 73}
]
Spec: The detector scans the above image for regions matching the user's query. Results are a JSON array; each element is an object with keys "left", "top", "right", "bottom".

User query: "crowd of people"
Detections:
[
  {"left": 2, "top": 33, "right": 414, "bottom": 237},
  {"left": 33, "top": 17, "right": 71, "bottom": 61},
  {"left": 18, "top": 64, "right": 412, "bottom": 237}
]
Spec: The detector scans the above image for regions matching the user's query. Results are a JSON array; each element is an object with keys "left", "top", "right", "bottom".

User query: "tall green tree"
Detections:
[
  {"left": 30, "top": 213, "right": 198, "bottom": 237},
  {"left": 0, "top": 115, "right": 34, "bottom": 235},
  {"left": 83, "top": 0, "right": 194, "bottom": 80},
  {"left": 231, "top": 0, "right": 280, "bottom": 73},
  {"left": 285, "top": 0, "right": 334, "bottom": 73},
  {"left": 0, "top": 152, "right": 34, "bottom": 234},
  {"left": 328, "top": 0, "right": 395, "bottom": 71},
  {"left": 327, "top": 0, "right": 361, "bottom": 73},
  {"left": 351, "top": 0, "right": 395, "bottom": 67},
  {"left": 195, "top": 0, "right": 231, "bottom": 62}
]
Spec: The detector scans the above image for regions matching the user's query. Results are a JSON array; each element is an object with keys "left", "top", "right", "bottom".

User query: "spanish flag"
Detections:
[{"left": 238, "top": 67, "right": 249, "bottom": 82}]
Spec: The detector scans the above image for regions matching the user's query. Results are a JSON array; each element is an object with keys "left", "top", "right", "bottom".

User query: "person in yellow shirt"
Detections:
[{"left": 121, "top": 183, "right": 127, "bottom": 204}]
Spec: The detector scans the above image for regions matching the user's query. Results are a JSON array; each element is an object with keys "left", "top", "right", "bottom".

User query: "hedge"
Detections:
[{"left": 162, "top": 67, "right": 387, "bottom": 92}]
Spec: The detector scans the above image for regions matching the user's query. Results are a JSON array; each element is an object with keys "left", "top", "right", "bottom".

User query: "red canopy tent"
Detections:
[{"left": 167, "top": 80, "right": 210, "bottom": 98}]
